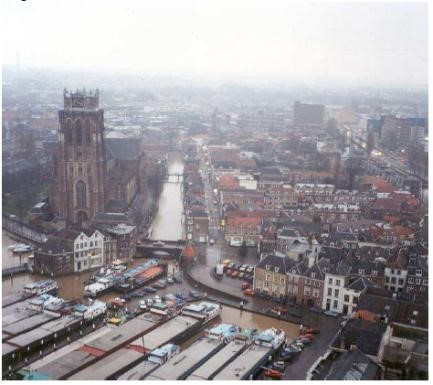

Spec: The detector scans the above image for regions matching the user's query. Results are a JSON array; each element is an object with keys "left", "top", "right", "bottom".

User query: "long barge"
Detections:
[
  {"left": 117, "top": 344, "right": 180, "bottom": 380},
  {"left": 2, "top": 301, "right": 107, "bottom": 377},
  {"left": 187, "top": 328, "right": 255, "bottom": 380},
  {"left": 213, "top": 328, "right": 286, "bottom": 380},
  {"left": 66, "top": 301, "right": 222, "bottom": 380},
  {"left": 19, "top": 312, "right": 163, "bottom": 380}
]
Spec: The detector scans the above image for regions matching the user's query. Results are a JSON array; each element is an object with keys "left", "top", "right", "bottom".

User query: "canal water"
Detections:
[{"left": 149, "top": 152, "right": 184, "bottom": 241}]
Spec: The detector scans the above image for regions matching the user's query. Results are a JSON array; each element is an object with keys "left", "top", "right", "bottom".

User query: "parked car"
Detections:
[
  {"left": 139, "top": 300, "right": 147, "bottom": 310},
  {"left": 154, "top": 295, "right": 162, "bottom": 303},
  {"left": 239, "top": 265, "right": 247, "bottom": 272},
  {"left": 175, "top": 292, "right": 186, "bottom": 300},
  {"left": 244, "top": 289, "right": 256, "bottom": 296},
  {"left": 232, "top": 271, "right": 239, "bottom": 278},
  {"left": 324, "top": 310, "right": 339, "bottom": 318},
  {"left": 189, "top": 290, "right": 202, "bottom": 299},
  {"left": 242, "top": 282, "right": 250, "bottom": 290},
  {"left": 246, "top": 266, "right": 254, "bottom": 274},
  {"left": 164, "top": 293, "right": 176, "bottom": 301},
  {"left": 173, "top": 275, "right": 182, "bottom": 284},
  {"left": 225, "top": 269, "right": 232, "bottom": 276},
  {"left": 238, "top": 272, "right": 244, "bottom": 278},
  {"left": 143, "top": 286, "right": 157, "bottom": 293},
  {"left": 167, "top": 275, "right": 174, "bottom": 284}
]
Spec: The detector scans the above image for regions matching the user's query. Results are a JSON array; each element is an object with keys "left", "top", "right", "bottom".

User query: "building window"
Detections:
[
  {"left": 328, "top": 288, "right": 332, "bottom": 296},
  {"left": 333, "top": 300, "right": 338, "bottom": 309},
  {"left": 334, "top": 289, "right": 339, "bottom": 297},
  {"left": 344, "top": 295, "right": 350, "bottom": 302},
  {"left": 336, "top": 279, "right": 341, "bottom": 286},
  {"left": 328, "top": 278, "right": 333, "bottom": 285},
  {"left": 76, "top": 119, "right": 82, "bottom": 145},
  {"left": 76, "top": 180, "right": 87, "bottom": 208}
]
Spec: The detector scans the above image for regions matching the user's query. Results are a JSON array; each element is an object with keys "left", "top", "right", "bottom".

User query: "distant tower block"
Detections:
[{"left": 53, "top": 88, "right": 106, "bottom": 227}]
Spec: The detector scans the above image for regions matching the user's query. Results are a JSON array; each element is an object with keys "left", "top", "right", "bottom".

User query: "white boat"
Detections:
[
  {"left": 254, "top": 328, "right": 286, "bottom": 350},
  {"left": 27, "top": 294, "right": 63, "bottom": 312},
  {"left": 84, "top": 276, "right": 119, "bottom": 297},
  {"left": 10, "top": 243, "right": 33, "bottom": 253},
  {"left": 181, "top": 301, "right": 221, "bottom": 323},
  {"left": 23, "top": 279, "right": 58, "bottom": 296},
  {"left": 73, "top": 300, "right": 107, "bottom": 320},
  {"left": 148, "top": 344, "right": 180, "bottom": 365},
  {"left": 207, "top": 323, "right": 240, "bottom": 342}
]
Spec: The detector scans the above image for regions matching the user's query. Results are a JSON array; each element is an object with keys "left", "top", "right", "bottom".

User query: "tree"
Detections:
[{"left": 239, "top": 240, "right": 247, "bottom": 257}]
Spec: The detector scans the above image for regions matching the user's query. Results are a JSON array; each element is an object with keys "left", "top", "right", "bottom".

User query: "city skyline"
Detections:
[{"left": 2, "top": 0, "right": 428, "bottom": 88}]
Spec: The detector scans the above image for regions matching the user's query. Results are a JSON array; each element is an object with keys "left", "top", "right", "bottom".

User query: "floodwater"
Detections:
[
  {"left": 2, "top": 232, "right": 33, "bottom": 269},
  {"left": 149, "top": 152, "right": 184, "bottom": 241}
]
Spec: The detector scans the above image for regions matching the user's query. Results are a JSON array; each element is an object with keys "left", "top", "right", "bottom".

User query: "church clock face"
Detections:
[{"left": 72, "top": 97, "right": 84, "bottom": 108}]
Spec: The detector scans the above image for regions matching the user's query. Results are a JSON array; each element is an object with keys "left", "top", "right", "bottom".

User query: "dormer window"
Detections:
[
  {"left": 266, "top": 265, "right": 271, "bottom": 271},
  {"left": 311, "top": 272, "right": 316, "bottom": 279},
  {"left": 275, "top": 267, "right": 280, "bottom": 273}
]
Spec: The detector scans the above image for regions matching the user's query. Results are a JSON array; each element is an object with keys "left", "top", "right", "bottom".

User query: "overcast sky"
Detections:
[{"left": 2, "top": 0, "right": 428, "bottom": 87}]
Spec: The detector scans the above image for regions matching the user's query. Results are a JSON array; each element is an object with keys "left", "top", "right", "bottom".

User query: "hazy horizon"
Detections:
[{"left": 2, "top": 0, "right": 428, "bottom": 88}]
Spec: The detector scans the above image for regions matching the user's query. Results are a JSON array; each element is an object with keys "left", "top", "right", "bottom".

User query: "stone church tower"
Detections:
[{"left": 52, "top": 88, "right": 106, "bottom": 227}]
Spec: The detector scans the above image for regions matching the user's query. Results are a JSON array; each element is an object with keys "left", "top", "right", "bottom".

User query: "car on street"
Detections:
[
  {"left": 189, "top": 289, "right": 202, "bottom": 299},
  {"left": 164, "top": 293, "right": 176, "bottom": 301},
  {"left": 225, "top": 269, "right": 232, "bottom": 276},
  {"left": 173, "top": 275, "right": 182, "bottom": 284},
  {"left": 167, "top": 275, "right": 174, "bottom": 284},
  {"left": 227, "top": 262, "right": 235, "bottom": 269},
  {"left": 238, "top": 272, "right": 244, "bottom": 278},
  {"left": 243, "top": 289, "right": 256, "bottom": 296},
  {"left": 209, "top": 238, "right": 215, "bottom": 245},
  {"left": 239, "top": 265, "right": 247, "bottom": 272},
  {"left": 153, "top": 295, "right": 162, "bottom": 303},
  {"left": 143, "top": 286, "right": 157, "bottom": 293},
  {"left": 223, "top": 259, "right": 232, "bottom": 265},
  {"left": 242, "top": 282, "right": 250, "bottom": 290},
  {"left": 139, "top": 300, "right": 147, "bottom": 310},
  {"left": 175, "top": 292, "right": 186, "bottom": 300},
  {"left": 246, "top": 266, "right": 254, "bottom": 274},
  {"left": 324, "top": 310, "right": 339, "bottom": 317},
  {"left": 232, "top": 270, "right": 239, "bottom": 278}
]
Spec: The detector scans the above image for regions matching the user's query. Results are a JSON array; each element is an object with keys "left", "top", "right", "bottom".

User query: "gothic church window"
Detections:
[
  {"left": 76, "top": 180, "right": 87, "bottom": 208},
  {"left": 76, "top": 119, "right": 82, "bottom": 145}
]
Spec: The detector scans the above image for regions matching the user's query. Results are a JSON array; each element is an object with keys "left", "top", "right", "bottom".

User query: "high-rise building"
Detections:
[
  {"left": 293, "top": 101, "right": 325, "bottom": 130},
  {"left": 52, "top": 89, "right": 107, "bottom": 227}
]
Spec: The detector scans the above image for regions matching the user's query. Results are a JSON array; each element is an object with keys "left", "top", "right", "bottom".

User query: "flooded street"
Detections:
[{"left": 149, "top": 152, "right": 184, "bottom": 241}]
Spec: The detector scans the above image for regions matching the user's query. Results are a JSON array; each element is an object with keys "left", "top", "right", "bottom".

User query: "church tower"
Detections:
[{"left": 53, "top": 88, "right": 106, "bottom": 227}]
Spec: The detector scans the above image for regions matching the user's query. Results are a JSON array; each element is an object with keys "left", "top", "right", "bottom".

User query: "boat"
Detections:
[
  {"left": 10, "top": 243, "right": 33, "bottom": 254},
  {"left": 27, "top": 294, "right": 62, "bottom": 312},
  {"left": 23, "top": 279, "right": 58, "bottom": 296},
  {"left": 254, "top": 328, "right": 286, "bottom": 351},
  {"left": 207, "top": 323, "right": 240, "bottom": 342},
  {"left": 73, "top": 300, "right": 107, "bottom": 320},
  {"left": 181, "top": 301, "right": 222, "bottom": 324},
  {"left": 264, "top": 368, "right": 283, "bottom": 379},
  {"left": 148, "top": 343, "right": 180, "bottom": 365},
  {"left": 150, "top": 302, "right": 170, "bottom": 316},
  {"left": 84, "top": 276, "right": 121, "bottom": 297}
]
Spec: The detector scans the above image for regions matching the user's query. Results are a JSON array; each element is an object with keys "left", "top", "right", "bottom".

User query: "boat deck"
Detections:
[
  {"left": 187, "top": 339, "right": 249, "bottom": 380},
  {"left": 67, "top": 347, "right": 145, "bottom": 380},
  {"left": 128, "top": 315, "right": 200, "bottom": 352},
  {"left": 3, "top": 312, "right": 60, "bottom": 341},
  {"left": 213, "top": 344, "right": 272, "bottom": 380},
  {"left": 146, "top": 337, "right": 223, "bottom": 380},
  {"left": 116, "top": 360, "right": 158, "bottom": 380}
]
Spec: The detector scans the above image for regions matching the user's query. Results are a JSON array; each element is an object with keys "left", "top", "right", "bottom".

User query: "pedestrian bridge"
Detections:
[{"left": 136, "top": 239, "right": 186, "bottom": 260}]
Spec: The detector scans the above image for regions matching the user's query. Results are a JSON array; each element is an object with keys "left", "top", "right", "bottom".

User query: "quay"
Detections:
[
  {"left": 146, "top": 337, "right": 224, "bottom": 380},
  {"left": 187, "top": 338, "right": 250, "bottom": 380},
  {"left": 67, "top": 314, "right": 202, "bottom": 380}
]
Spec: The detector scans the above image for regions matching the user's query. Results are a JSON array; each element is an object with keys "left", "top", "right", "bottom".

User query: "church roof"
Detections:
[{"left": 105, "top": 138, "right": 141, "bottom": 161}]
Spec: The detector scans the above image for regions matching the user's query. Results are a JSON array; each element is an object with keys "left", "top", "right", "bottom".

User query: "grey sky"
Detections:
[{"left": 2, "top": 0, "right": 428, "bottom": 87}]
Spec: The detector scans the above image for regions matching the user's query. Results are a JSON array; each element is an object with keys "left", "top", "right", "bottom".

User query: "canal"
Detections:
[{"left": 149, "top": 152, "right": 184, "bottom": 241}]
